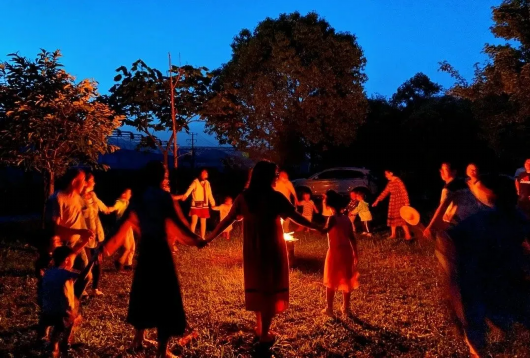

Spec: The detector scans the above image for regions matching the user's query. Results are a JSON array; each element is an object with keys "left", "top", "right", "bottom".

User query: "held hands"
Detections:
[
  {"left": 79, "top": 229, "right": 94, "bottom": 243},
  {"left": 423, "top": 226, "right": 433, "bottom": 240}
]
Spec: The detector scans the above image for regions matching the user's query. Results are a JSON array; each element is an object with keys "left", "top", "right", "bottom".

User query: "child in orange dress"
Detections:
[
  {"left": 212, "top": 196, "right": 233, "bottom": 240},
  {"left": 322, "top": 190, "right": 360, "bottom": 317}
]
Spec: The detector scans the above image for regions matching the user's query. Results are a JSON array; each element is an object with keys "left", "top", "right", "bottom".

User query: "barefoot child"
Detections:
[
  {"left": 322, "top": 190, "right": 360, "bottom": 317},
  {"left": 351, "top": 191, "right": 373, "bottom": 236},
  {"left": 39, "top": 236, "right": 96, "bottom": 357},
  {"left": 297, "top": 192, "right": 318, "bottom": 232},
  {"left": 212, "top": 196, "right": 234, "bottom": 239}
]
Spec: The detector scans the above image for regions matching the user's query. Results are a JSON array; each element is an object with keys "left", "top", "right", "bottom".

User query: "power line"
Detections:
[{"left": 186, "top": 133, "right": 197, "bottom": 169}]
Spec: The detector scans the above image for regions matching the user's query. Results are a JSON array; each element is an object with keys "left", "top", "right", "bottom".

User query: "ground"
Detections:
[{"left": 0, "top": 222, "right": 529, "bottom": 357}]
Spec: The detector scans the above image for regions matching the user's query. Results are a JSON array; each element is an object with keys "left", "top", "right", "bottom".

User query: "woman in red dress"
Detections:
[
  {"left": 373, "top": 169, "right": 412, "bottom": 240},
  {"left": 207, "top": 161, "right": 322, "bottom": 343}
]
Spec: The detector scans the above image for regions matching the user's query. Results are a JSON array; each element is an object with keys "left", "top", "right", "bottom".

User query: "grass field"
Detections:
[{"left": 1, "top": 222, "right": 529, "bottom": 357}]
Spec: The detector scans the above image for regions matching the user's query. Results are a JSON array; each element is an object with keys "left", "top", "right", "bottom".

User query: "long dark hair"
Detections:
[
  {"left": 248, "top": 161, "right": 277, "bottom": 192},
  {"left": 140, "top": 161, "right": 166, "bottom": 190}
]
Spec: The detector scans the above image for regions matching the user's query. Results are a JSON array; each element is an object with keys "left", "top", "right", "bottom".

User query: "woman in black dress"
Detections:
[{"left": 104, "top": 161, "right": 205, "bottom": 358}]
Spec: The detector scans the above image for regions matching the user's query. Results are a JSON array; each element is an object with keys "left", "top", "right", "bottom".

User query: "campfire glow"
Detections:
[{"left": 280, "top": 219, "right": 298, "bottom": 242}]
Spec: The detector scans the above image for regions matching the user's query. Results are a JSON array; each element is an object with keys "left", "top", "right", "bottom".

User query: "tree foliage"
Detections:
[
  {"left": 0, "top": 50, "right": 123, "bottom": 197},
  {"left": 441, "top": 0, "right": 530, "bottom": 163},
  {"left": 106, "top": 59, "right": 211, "bottom": 166},
  {"left": 204, "top": 12, "right": 367, "bottom": 165}
]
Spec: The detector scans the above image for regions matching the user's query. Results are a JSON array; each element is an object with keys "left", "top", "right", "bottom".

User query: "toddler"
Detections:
[
  {"left": 39, "top": 237, "right": 95, "bottom": 357},
  {"left": 297, "top": 192, "right": 318, "bottom": 232},
  {"left": 351, "top": 191, "right": 373, "bottom": 236},
  {"left": 212, "top": 196, "right": 234, "bottom": 239},
  {"left": 322, "top": 190, "right": 359, "bottom": 317}
]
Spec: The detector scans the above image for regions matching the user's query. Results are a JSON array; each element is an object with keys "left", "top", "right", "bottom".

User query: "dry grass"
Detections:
[{"left": 1, "top": 224, "right": 529, "bottom": 357}]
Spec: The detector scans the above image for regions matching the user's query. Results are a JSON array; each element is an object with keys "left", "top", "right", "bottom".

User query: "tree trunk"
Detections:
[
  {"left": 163, "top": 150, "right": 169, "bottom": 169},
  {"left": 41, "top": 170, "right": 55, "bottom": 228}
]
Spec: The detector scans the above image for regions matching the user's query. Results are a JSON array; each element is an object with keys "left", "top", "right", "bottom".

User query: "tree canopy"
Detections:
[
  {"left": 441, "top": 0, "right": 530, "bottom": 164},
  {"left": 0, "top": 50, "right": 123, "bottom": 197},
  {"left": 106, "top": 59, "right": 211, "bottom": 167},
  {"left": 204, "top": 12, "right": 367, "bottom": 165}
]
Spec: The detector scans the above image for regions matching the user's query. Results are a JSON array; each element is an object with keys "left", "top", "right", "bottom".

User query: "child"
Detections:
[
  {"left": 321, "top": 193, "right": 334, "bottom": 228},
  {"left": 111, "top": 189, "right": 135, "bottom": 271},
  {"left": 322, "top": 190, "right": 359, "bottom": 317},
  {"left": 212, "top": 196, "right": 234, "bottom": 240},
  {"left": 345, "top": 190, "right": 359, "bottom": 230},
  {"left": 351, "top": 191, "right": 373, "bottom": 236},
  {"left": 40, "top": 237, "right": 95, "bottom": 357},
  {"left": 297, "top": 192, "right": 318, "bottom": 232}
]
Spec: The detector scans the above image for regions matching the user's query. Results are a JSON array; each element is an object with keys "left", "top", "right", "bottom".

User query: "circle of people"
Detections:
[{"left": 36, "top": 160, "right": 530, "bottom": 358}]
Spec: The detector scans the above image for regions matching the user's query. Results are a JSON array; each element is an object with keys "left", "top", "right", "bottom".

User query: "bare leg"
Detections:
[
  {"left": 402, "top": 225, "right": 412, "bottom": 240},
  {"left": 389, "top": 226, "right": 397, "bottom": 239},
  {"left": 259, "top": 309, "right": 275, "bottom": 343},
  {"left": 131, "top": 328, "right": 156, "bottom": 350},
  {"left": 49, "top": 326, "right": 61, "bottom": 358},
  {"left": 255, "top": 312, "right": 262, "bottom": 336},
  {"left": 322, "top": 288, "right": 334, "bottom": 316},
  {"left": 157, "top": 329, "right": 177, "bottom": 358},
  {"left": 200, "top": 218, "right": 207, "bottom": 239},
  {"left": 342, "top": 291, "right": 351, "bottom": 315},
  {"left": 190, "top": 215, "right": 198, "bottom": 234}
]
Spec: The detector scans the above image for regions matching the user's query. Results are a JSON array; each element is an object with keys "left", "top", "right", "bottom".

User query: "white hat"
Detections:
[{"left": 400, "top": 206, "right": 420, "bottom": 226}]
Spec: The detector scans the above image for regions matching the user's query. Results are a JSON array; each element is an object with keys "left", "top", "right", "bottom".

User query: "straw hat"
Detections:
[{"left": 400, "top": 206, "right": 420, "bottom": 226}]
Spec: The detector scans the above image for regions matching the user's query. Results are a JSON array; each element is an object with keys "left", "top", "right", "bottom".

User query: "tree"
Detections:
[
  {"left": 107, "top": 59, "right": 211, "bottom": 168},
  {"left": 441, "top": 0, "right": 530, "bottom": 165},
  {"left": 391, "top": 72, "right": 442, "bottom": 108},
  {"left": 204, "top": 12, "right": 367, "bottom": 165},
  {"left": 0, "top": 50, "right": 123, "bottom": 205}
]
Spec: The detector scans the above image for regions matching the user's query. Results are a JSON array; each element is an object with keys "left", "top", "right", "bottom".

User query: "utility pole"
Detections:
[
  {"left": 168, "top": 52, "right": 181, "bottom": 169},
  {"left": 187, "top": 133, "right": 197, "bottom": 170}
]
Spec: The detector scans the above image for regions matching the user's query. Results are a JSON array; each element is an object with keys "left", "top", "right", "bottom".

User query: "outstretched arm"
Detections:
[
  {"left": 373, "top": 183, "right": 390, "bottom": 206},
  {"left": 207, "top": 197, "right": 241, "bottom": 242},
  {"left": 423, "top": 193, "right": 455, "bottom": 239},
  {"left": 167, "top": 196, "right": 203, "bottom": 247},
  {"left": 104, "top": 211, "right": 139, "bottom": 256},
  {"left": 287, "top": 210, "right": 321, "bottom": 231}
]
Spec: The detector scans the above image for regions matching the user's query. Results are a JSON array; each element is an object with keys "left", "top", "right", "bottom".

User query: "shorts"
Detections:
[{"left": 190, "top": 207, "right": 210, "bottom": 218}]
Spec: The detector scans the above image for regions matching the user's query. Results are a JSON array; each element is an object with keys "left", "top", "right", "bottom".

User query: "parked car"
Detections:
[{"left": 292, "top": 167, "right": 378, "bottom": 198}]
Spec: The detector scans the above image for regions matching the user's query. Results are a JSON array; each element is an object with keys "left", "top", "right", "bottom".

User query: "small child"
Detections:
[
  {"left": 40, "top": 237, "right": 95, "bottom": 357},
  {"left": 212, "top": 196, "right": 233, "bottom": 240},
  {"left": 321, "top": 193, "right": 334, "bottom": 228},
  {"left": 322, "top": 190, "right": 359, "bottom": 317},
  {"left": 111, "top": 189, "right": 135, "bottom": 271},
  {"left": 298, "top": 192, "right": 318, "bottom": 232},
  {"left": 351, "top": 191, "right": 373, "bottom": 236}
]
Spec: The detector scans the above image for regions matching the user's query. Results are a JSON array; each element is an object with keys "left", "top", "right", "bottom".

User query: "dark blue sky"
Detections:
[{"left": 1, "top": 0, "right": 500, "bottom": 145}]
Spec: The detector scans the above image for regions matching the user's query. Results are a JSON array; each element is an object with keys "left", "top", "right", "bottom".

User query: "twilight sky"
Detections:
[{"left": 1, "top": 0, "right": 500, "bottom": 145}]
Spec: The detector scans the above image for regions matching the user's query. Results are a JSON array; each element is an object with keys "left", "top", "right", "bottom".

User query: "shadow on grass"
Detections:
[
  {"left": 0, "top": 267, "right": 35, "bottom": 277},
  {"left": 339, "top": 315, "right": 416, "bottom": 353},
  {"left": 291, "top": 255, "right": 323, "bottom": 275}
]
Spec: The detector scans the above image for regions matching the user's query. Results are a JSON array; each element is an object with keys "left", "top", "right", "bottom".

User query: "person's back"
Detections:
[
  {"left": 328, "top": 215, "right": 355, "bottom": 249},
  {"left": 41, "top": 267, "right": 78, "bottom": 317}
]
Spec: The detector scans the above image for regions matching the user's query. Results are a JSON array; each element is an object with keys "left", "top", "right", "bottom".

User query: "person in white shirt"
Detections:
[
  {"left": 273, "top": 171, "right": 300, "bottom": 232},
  {"left": 175, "top": 169, "right": 216, "bottom": 239}
]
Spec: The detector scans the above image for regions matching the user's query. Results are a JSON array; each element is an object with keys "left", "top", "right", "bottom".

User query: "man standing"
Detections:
[
  {"left": 515, "top": 158, "right": 530, "bottom": 218},
  {"left": 273, "top": 171, "right": 300, "bottom": 232},
  {"left": 47, "top": 169, "right": 94, "bottom": 269}
]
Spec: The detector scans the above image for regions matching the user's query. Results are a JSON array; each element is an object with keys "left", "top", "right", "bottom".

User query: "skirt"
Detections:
[{"left": 190, "top": 207, "right": 210, "bottom": 218}]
